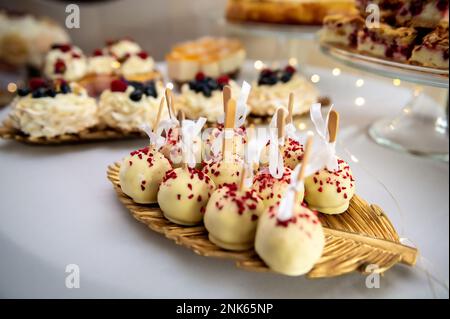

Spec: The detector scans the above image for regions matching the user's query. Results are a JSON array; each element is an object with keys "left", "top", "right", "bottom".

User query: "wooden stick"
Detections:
[
  {"left": 328, "top": 110, "right": 339, "bottom": 143},
  {"left": 297, "top": 136, "right": 313, "bottom": 183},
  {"left": 176, "top": 110, "right": 188, "bottom": 170},
  {"left": 223, "top": 85, "right": 232, "bottom": 114},
  {"left": 287, "top": 92, "right": 294, "bottom": 124},
  {"left": 165, "top": 88, "right": 174, "bottom": 119},
  {"left": 238, "top": 167, "right": 247, "bottom": 191},
  {"left": 277, "top": 108, "right": 286, "bottom": 140},
  {"left": 222, "top": 99, "right": 236, "bottom": 159},
  {"left": 153, "top": 97, "right": 165, "bottom": 133}
]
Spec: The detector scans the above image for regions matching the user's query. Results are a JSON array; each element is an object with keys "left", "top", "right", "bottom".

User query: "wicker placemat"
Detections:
[{"left": 107, "top": 162, "right": 418, "bottom": 278}]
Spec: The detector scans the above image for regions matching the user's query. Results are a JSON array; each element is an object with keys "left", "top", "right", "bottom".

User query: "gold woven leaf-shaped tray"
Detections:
[
  {"left": 0, "top": 121, "right": 145, "bottom": 145},
  {"left": 107, "top": 162, "right": 418, "bottom": 278}
]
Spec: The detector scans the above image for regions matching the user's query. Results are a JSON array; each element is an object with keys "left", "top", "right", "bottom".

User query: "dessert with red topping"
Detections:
[
  {"left": 410, "top": 20, "right": 449, "bottom": 69},
  {"left": 202, "top": 153, "right": 245, "bottom": 188},
  {"left": 119, "top": 146, "right": 172, "bottom": 204},
  {"left": 248, "top": 65, "right": 319, "bottom": 117},
  {"left": 320, "top": 14, "right": 364, "bottom": 48},
  {"left": 304, "top": 158, "right": 356, "bottom": 214},
  {"left": 261, "top": 137, "right": 304, "bottom": 170},
  {"left": 43, "top": 43, "right": 87, "bottom": 81},
  {"left": 255, "top": 203, "right": 324, "bottom": 276},
  {"left": 98, "top": 79, "right": 168, "bottom": 132},
  {"left": 357, "top": 24, "right": 417, "bottom": 62},
  {"left": 8, "top": 78, "right": 98, "bottom": 138},
  {"left": 165, "top": 37, "right": 246, "bottom": 84},
  {"left": 158, "top": 167, "right": 216, "bottom": 225},
  {"left": 176, "top": 72, "right": 241, "bottom": 122},
  {"left": 204, "top": 183, "right": 264, "bottom": 251},
  {"left": 397, "top": 0, "right": 449, "bottom": 28},
  {"left": 105, "top": 38, "right": 142, "bottom": 61},
  {"left": 117, "top": 50, "right": 161, "bottom": 83}
]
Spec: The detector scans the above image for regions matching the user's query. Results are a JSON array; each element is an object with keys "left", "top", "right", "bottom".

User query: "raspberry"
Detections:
[
  {"left": 284, "top": 65, "right": 296, "bottom": 74},
  {"left": 110, "top": 79, "right": 128, "bottom": 92},
  {"left": 54, "top": 59, "right": 66, "bottom": 74},
  {"left": 29, "top": 78, "right": 47, "bottom": 90},
  {"left": 195, "top": 72, "right": 205, "bottom": 81},
  {"left": 217, "top": 75, "right": 230, "bottom": 86},
  {"left": 93, "top": 49, "right": 103, "bottom": 56},
  {"left": 137, "top": 51, "right": 148, "bottom": 59}
]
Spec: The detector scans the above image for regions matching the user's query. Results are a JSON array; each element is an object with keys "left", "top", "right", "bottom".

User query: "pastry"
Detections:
[
  {"left": 8, "top": 78, "right": 98, "bottom": 138},
  {"left": 357, "top": 24, "right": 417, "bottom": 62},
  {"left": 225, "top": 0, "right": 358, "bottom": 25},
  {"left": 158, "top": 167, "right": 216, "bottom": 225},
  {"left": 304, "top": 109, "right": 355, "bottom": 214},
  {"left": 105, "top": 38, "right": 142, "bottom": 61},
  {"left": 247, "top": 65, "right": 319, "bottom": 117},
  {"left": 43, "top": 43, "right": 87, "bottom": 81},
  {"left": 78, "top": 48, "right": 120, "bottom": 96},
  {"left": 98, "top": 79, "right": 168, "bottom": 132},
  {"left": 410, "top": 21, "right": 449, "bottom": 69},
  {"left": 320, "top": 14, "right": 364, "bottom": 48},
  {"left": 166, "top": 37, "right": 246, "bottom": 84},
  {"left": 304, "top": 158, "right": 356, "bottom": 214},
  {"left": 255, "top": 137, "right": 325, "bottom": 276},
  {"left": 119, "top": 146, "right": 172, "bottom": 204},
  {"left": 118, "top": 51, "right": 161, "bottom": 82},
  {"left": 396, "top": 0, "right": 449, "bottom": 28},
  {"left": 0, "top": 10, "right": 70, "bottom": 68},
  {"left": 176, "top": 72, "right": 241, "bottom": 122},
  {"left": 204, "top": 176, "right": 264, "bottom": 251}
]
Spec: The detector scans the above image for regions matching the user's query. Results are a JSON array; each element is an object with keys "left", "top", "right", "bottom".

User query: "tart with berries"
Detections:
[
  {"left": 117, "top": 50, "right": 161, "bottom": 82},
  {"left": 410, "top": 21, "right": 449, "bottom": 69},
  {"left": 166, "top": 37, "right": 246, "bottom": 85},
  {"left": 247, "top": 65, "right": 319, "bottom": 117},
  {"left": 98, "top": 79, "right": 168, "bottom": 132},
  {"left": 43, "top": 43, "right": 87, "bottom": 82},
  {"left": 176, "top": 72, "right": 241, "bottom": 122},
  {"left": 357, "top": 24, "right": 417, "bottom": 62},
  {"left": 320, "top": 14, "right": 364, "bottom": 48},
  {"left": 396, "top": 0, "right": 449, "bottom": 28},
  {"left": 78, "top": 48, "right": 120, "bottom": 97},
  {"left": 6, "top": 78, "right": 97, "bottom": 138}
]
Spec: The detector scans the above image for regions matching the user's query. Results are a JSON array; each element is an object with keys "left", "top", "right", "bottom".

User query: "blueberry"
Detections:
[
  {"left": 129, "top": 89, "right": 143, "bottom": 101},
  {"left": 202, "top": 87, "right": 212, "bottom": 97},
  {"left": 207, "top": 79, "right": 219, "bottom": 90},
  {"left": 32, "top": 87, "right": 47, "bottom": 98},
  {"left": 46, "top": 88, "right": 56, "bottom": 97},
  {"left": 144, "top": 86, "right": 157, "bottom": 98},
  {"left": 17, "top": 88, "right": 30, "bottom": 97},
  {"left": 188, "top": 80, "right": 198, "bottom": 91},
  {"left": 60, "top": 83, "right": 71, "bottom": 94},
  {"left": 280, "top": 72, "right": 292, "bottom": 83},
  {"left": 128, "top": 81, "right": 143, "bottom": 90}
]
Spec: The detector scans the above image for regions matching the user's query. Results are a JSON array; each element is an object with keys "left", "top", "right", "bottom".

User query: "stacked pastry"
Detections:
[{"left": 320, "top": 0, "right": 449, "bottom": 69}]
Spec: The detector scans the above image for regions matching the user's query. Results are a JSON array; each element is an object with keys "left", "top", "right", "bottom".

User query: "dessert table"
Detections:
[{"left": 0, "top": 64, "right": 448, "bottom": 299}]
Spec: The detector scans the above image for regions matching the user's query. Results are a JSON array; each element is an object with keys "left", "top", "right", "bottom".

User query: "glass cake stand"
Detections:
[{"left": 320, "top": 42, "right": 449, "bottom": 161}]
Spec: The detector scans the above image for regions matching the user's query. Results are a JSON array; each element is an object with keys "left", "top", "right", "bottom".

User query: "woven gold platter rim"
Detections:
[
  {"left": 107, "top": 161, "right": 418, "bottom": 278},
  {"left": 0, "top": 121, "right": 146, "bottom": 145}
]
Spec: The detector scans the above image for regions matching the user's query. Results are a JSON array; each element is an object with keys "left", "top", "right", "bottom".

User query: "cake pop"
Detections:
[
  {"left": 158, "top": 113, "right": 216, "bottom": 225},
  {"left": 255, "top": 138, "right": 325, "bottom": 276},
  {"left": 202, "top": 98, "right": 245, "bottom": 188},
  {"left": 260, "top": 94, "right": 304, "bottom": 170},
  {"left": 304, "top": 108, "right": 355, "bottom": 214},
  {"left": 119, "top": 97, "right": 172, "bottom": 204},
  {"left": 204, "top": 167, "right": 264, "bottom": 251}
]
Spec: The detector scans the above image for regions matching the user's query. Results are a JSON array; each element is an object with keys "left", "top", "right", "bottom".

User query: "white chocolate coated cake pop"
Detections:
[
  {"left": 255, "top": 138, "right": 325, "bottom": 276},
  {"left": 304, "top": 109, "right": 355, "bottom": 214},
  {"left": 204, "top": 173, "right": 264, "bottom": 251},
  {"left": 158, "top": 167, "right": 216, "bottom": 225},
  {"left": 119, "top": 146, "right": 172, "bottom": 204}
]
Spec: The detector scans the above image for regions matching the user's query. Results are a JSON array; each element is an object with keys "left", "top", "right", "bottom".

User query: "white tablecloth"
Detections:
[{"left": 0, "top": 64, "right": 448, "bottom": 298}]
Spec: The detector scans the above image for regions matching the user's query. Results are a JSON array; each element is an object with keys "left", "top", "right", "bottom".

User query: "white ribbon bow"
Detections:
[
  {"left": 243, "top": 135, "right": 265, "bottom": 188},
  {"left": 267, "top": 108, "right": 285, "bottom": 179},
  {"left": 140, "top": 123, "right": 166, "bottom": 151},
  {"left": 217, "top": 81, "right": 251, "bottom": 125},
  {"left": 158, "top": 118, "right": 179, "bottom": 138},
  {"left": 309, "top": 103, "right": 339, "bottom": 172},
  {"left": 181, "top": 117, "right": 207, "bottom": 168}
]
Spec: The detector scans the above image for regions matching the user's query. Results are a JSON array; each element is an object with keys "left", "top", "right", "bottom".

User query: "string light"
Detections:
[
  {"left": 288, "top": 58, "right": 298, "bottom": 66},
  {"left": 355, "top": 79, "right": 364, "bottom": 87},
  {"left": 166, "top": 82, "right": 174, "bottom": 90},
  {"left": 355, "top": 97, "right": 365, "bottom": 106},
  {"left": 7, "top": 82, "right": 17, "bottom": 93},
  {"left": 111, "top": 61, "right": 121, "bottom": 69},
  {"left": 310, "top": 74, "right": 320, "bottom": 83},
  {"left": 298, "top": 122, "right": 306, "bottom": 130},
  {"left": 393, "top": 78, "right": 401, "bottom": 86},
  {"left": 254, "top": 60, "right": 264, "bottom": 70},
  {"left": 332, "top": 68, "right": 341, "bottom": 76}
]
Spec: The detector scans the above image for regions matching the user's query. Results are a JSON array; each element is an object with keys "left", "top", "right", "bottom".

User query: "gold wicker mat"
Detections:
[
  {"left": 0, "top": 121, "right": 145, "bottom": 145},
  {"left": 107, "top": 162, "right": 418, "bottom": 278}
]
